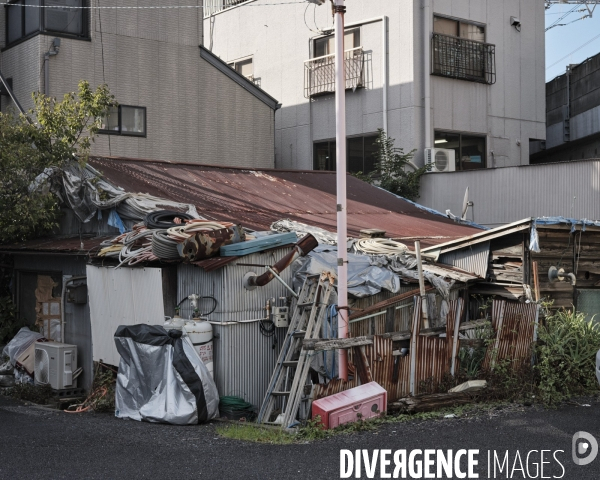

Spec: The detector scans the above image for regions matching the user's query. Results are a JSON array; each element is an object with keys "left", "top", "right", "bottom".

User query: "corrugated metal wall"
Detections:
[
  {"left": 439, "top": 241, "right": 490, "bottom": 278},
  {"left": 177, "top": 247, "right": 297, "bottom": 409},
  {"left": 13, "top": 254, "right": 93, "bottom": 391},
  {"left": 420, "top": 160, "right": 600, "bottom": 226}
]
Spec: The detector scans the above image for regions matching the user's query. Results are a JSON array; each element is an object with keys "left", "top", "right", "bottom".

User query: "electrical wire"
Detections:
[
  {"left": 177, "top": 295, "right": 218, "bottom": 316},
  {"left": 546, "top": 31, "right": 600, "bottom": 71},
  {"left": 354, "top": 238, "right": 409, "bottom": 256},
  {"left": 144, "top": 210, "right": 194, "bottom": 229},
  {"left": 151, "top": 229, "right": 181, "bottom": 260},
  {"left": 0, "top": 1, "right": 306, "bottom": 9}
]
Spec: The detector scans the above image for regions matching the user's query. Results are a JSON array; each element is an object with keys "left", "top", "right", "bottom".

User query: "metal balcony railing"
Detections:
[
  {"left": 432, "top": 33, "right": 496, "bottom": 85},
  {"left": 304, "top": 47, "right": 364, "bottom": 98},
  {"left": 204, "top": 0, "right": 249, "bottom": 17}
]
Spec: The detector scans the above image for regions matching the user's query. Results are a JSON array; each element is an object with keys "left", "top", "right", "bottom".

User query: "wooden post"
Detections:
[
  {"left": 532, "top": 261, "right": 540, "bottom": 302},
  {"left": 414, "top": 240, "right": 430, "bottom": 329}
]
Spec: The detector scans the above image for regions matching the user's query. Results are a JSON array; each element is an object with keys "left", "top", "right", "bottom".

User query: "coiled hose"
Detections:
[
  {"left": 219, "top": 396, "right": 256, "bottom": 420},
  {"left": 144, "top": 210, "right": 195, "bottom": 229},
  {"left": 354, "top": 238, "right": 409, "bottom": 255},
  {"left": 167, "top": 220, "right": 234, "bottom": 242}
]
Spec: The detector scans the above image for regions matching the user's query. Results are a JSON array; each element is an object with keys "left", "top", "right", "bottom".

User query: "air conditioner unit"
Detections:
[
  {"left": 34, "top": 342, "right": 77, "bottom": 390},
  {"left": 425, "top": 148, "right": 456, "bottom": 172}
]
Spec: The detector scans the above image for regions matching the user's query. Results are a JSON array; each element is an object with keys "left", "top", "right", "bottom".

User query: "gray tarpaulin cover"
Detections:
[
  {"left": 293, "top": 246, "right": 401, "bottom": 298},
  {"left": 114, "top": 325, "right": 219, "bottom": 425}
]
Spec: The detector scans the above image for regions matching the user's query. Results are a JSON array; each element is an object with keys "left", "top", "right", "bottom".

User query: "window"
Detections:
[
  {"left": 313, "top": 29, "right": 360, "bottom": 58},
  {"left": 432, "top": 15, "right": 495, "bottom": 85},
  {"left": 305, "top": 28, "right": 363, "bottom": 97},
  {"left": 228, "top": 57, "right": 254, "bottom": 81},
  {"left": 434, "top": 131, "right": 486, "bottom": 170},
  {"left": 313, "top": 135, "right": 378, "bottom": 174},
  {"left": 5, "top": 0, "right": 88, "bottom": 47},
  {"left": 100, "top": 105, "right": 146, "bottom": 137}
]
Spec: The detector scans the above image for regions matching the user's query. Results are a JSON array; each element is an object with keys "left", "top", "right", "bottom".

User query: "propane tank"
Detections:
[
  {"left": 184, "top": 310, "right": 213, "bottom": 377},
  {"left": 164, "top": 307, "right": 185, "bottom": 332}
]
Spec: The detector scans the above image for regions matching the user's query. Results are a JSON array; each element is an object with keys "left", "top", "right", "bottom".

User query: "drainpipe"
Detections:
[
  {"left": 423, "top": 0, "right": 431, "bottom": 156},
  {"left": 44, "top": 38, "right": 61, "bottom": 96},
  {"left": 382, "top": 16, "right": 388, "bottom": 133},
  {"left": 61, "top": 276, "right": 87, "bottom": 343},
  {"left": 244, "top": 234, "right": 318, "bottom": 288}
]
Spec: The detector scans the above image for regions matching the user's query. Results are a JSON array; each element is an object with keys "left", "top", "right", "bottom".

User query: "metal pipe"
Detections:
[
  {"left": 60, "top": 276, "right": 87, "bottom": 343},
  {"left": 44, "top": 53, "right": 50, "bottom": 96},
  {"left": 266, "top": 267, "right": 299, "bottom": 298},
  {"left": 334, "top": 0, "right": 349, "bottom": 382},
  {"left": 382, "top": 15, "right": 388, "bottom": 133},
  {"left": 423, "top": 0, "right": 432, "bottom": 156},
  {"left": 414, "top": 240, "right": 429, "bottom": 329},
  {"left": 0, "top": 70, "right": 28, "bottom": 118},
  {"left": 245, "top": 234, "right": 318, "bottom": 288}
]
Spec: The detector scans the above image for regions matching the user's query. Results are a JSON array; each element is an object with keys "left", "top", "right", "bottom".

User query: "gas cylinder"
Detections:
[
  {"left": 164, "top": 308, "right": 185, "bottom": 332},
  {"left": 184, "top": 315, "right": 213, "bottom": 377}
]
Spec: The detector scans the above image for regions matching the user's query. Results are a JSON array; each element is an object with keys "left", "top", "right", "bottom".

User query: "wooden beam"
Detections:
[
  {"left": 353, "top": 346, "right": 373, "bottom": 384},
  {"left": 348, "top": 287, "right": 433, "bottom": 322},
  {"left": 303, "top": 336, "right": 373, "bottom": 351}
]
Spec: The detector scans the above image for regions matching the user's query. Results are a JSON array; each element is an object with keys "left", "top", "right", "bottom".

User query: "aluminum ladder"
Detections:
[{"left": 257, "top": 272, "right": 334, "bottom": 427}]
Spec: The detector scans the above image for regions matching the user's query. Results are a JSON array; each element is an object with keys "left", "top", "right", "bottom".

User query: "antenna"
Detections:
[{"left": 461, "top": 187, "right": 474, "bottom": 221}]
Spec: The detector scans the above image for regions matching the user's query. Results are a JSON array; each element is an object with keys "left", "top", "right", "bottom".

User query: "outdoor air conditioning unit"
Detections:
[
  {"left": 425, "top": 148, "right": 456, "bottom": 173},
  {"left": 34, "top": 342, "right": 78, "bottom": 390}
]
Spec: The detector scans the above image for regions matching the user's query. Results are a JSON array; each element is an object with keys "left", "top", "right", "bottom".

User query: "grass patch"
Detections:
[{"left": 216, "top": 423, "right": 297, "bottom": 444}]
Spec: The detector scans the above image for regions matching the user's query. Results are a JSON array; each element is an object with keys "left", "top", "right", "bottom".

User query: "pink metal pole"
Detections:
[{"left": 334, "top": 0, "right": 348, "bottom": 381}]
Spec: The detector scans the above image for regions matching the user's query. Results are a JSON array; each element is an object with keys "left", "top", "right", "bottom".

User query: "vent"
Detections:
[{"left": 424, "top": 148, "right": 456, "bottom": 172}]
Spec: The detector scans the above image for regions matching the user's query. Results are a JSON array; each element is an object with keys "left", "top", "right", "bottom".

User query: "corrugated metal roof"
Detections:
[
  {"left": 0, "top": 236, "right": 111, "bottom": 253},
  {"left": 88, "top": 156, "right": 481, "bottom": 248}
]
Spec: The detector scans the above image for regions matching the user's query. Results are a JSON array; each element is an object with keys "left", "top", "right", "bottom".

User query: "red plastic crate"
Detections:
[{"left": 311, "top": 382, "right": 387, "bottom": 429}]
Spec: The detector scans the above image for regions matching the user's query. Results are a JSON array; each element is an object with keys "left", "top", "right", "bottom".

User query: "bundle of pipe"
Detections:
[
  {"left": 144, "top": 210, "right": 195, "bottom": 230},
  {"left": 354, "top": 238, "right": 409, "bottom": 256},
  {"left": 151, "top": 229, "right": 180, "bottom": 260},
  {"left": 166, "top": 219, "right": 234, "bottom": 242}
]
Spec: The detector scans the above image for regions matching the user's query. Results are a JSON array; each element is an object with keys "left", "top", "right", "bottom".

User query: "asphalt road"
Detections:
[{"left": 1, "top": 395, "right": 600, "bottom": 480}]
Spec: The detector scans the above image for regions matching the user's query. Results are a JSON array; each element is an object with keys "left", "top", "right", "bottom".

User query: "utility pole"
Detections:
[{"left": 333, "top": 0, "right": 348, "bottom": 381}]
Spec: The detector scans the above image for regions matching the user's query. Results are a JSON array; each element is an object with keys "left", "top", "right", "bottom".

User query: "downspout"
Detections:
[
  {"left": 61, "top": 276, "right": 87, "bottom": 343},
  {"left": 423, "top": 0, "right": 432, "bottom": 155},
  {"left": 44, "top": 38, "right": 61, "bottom": 97},
  {"left": 381, "top": 16, "right": 388, "bottom": 133}
]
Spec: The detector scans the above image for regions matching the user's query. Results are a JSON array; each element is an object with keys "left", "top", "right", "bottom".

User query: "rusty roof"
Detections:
[
  {"left": 0, "top": 236, "right": 111, "bottom": 254},
  {"left": 88, "top": 156, "right": 481, "bottom": 248}
]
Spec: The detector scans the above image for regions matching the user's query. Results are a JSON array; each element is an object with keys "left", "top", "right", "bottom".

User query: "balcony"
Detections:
[
  {"left": 204, "top": 0, "right": 248, "bottom": 17},
  {"left": 304, "top": 47, "right": 364, "bottom": 98},
  {"left": 432, "top": 33, "right": 496, "bottom": 85}
]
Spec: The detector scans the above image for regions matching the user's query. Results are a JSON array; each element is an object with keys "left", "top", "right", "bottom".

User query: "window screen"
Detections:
[
  {"left": 120, "top": 106, "right": 146, "bottom": 136},
  {"left": 578, "top": 289, "right": 600, "bottom": 324}
]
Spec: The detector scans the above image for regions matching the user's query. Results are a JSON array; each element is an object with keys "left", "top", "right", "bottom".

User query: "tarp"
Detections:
[
  {"left": 530, "top": 216, "right": 600, "bottom": 253},
  {"left": 114, "top": 325, "right": 219, "bottom": 425}
]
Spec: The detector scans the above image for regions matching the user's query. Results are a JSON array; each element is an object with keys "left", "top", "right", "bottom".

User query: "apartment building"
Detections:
[
  {"left": 0, "top": 0, "right": 278, "bottom": 168},
  {"left": 204, "top": 0, "right": 546, "bottom": 172}
]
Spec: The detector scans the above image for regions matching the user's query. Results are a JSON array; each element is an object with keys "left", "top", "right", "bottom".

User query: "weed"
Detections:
[
  {"left": 4, "top": 382, "right": 54, "bottom": 404},
  {"left": 216, "top": 423, "right": 297, "bottom": 445}
]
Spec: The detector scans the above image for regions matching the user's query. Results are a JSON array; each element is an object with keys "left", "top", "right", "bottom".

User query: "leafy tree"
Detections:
[
  {"left": 0, "top": 81, "right": 114, "bottom": 244},
  {"left": 357, "top": 129, "right": 431, "bottom": 201}
]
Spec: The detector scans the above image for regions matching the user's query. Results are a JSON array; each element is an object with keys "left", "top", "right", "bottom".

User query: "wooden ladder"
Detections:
[{"left": 257, "top": 272, "right": 334, "bottom": 427}]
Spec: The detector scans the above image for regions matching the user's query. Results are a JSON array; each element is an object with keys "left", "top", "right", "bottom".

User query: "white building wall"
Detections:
[
  {"left": 0, "top": 0, "right": 275, "bottom": 168},
  {"left": 205, "top": 0, "right": 545, "bottom": 171}
]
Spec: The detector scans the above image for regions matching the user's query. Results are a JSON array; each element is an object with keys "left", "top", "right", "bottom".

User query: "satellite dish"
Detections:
[{"left": 461, "top": 187, "right": 474, "bottom": 221}]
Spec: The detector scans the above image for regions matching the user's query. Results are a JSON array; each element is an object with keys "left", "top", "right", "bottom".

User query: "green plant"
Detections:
[
  {"left": 536, "top": 308, "right": 600, "bottom": 406},
  {"left": 216, "top": 423, "right": 297, "bottom": 444},
  {"left": 0, "top": 81, "right": 114, "bottom": 244},
  {"left": 0, "top": 296, "right": 21, "bottom": 345},
  {"left": 355, "top": 129, "right": 431, "bottom": 201},
  {"left": 4, "top": 382, "right": 54, "bottom": 404}
]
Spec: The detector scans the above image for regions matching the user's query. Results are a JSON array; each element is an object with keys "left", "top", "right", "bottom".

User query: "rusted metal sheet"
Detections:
[
  {"left": 484, "top": 300, "right": 539, "bottom": 370},
  {"left": 88, "top": 156, "right": 482, "bottom": 248},
  {"left": 0, "top": 236, "right": 112, "bottom": 253}
]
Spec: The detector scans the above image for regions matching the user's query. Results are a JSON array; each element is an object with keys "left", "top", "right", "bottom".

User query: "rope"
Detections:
[{"left": 354, "top": 238, "right": 409, "bottom": 256}]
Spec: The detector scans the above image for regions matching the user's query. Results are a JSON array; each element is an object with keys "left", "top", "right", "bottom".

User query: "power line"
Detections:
[
  {"left": 0, "top": 1, "right": 305, "bottom": 8},
  {"left": 546, "top": 31, "right": 600, "bottom": 70},
  {"left": 546, "top": 5, "right": 580, "bottom": 31}
]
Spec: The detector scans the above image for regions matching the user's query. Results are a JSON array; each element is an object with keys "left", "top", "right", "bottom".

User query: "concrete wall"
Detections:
[
  {"left": 205, "top": 0, "right": 545, "bottom": 170},
  {"left": 419, "top": 159, "right": 600, "bottom": 226},
  {"left": 0, "top": 0, "right": 275, "bottom": 168}
]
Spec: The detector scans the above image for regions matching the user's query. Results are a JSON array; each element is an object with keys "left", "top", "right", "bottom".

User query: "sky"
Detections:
[{"left": 545, "top": 3, "right": 600, "bottom": 81}]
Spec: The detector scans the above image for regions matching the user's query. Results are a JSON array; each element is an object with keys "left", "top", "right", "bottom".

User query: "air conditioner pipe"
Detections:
[
  {"left": 244, "top": 234, "right": 318, "bottom": 288},
  {"left": 61, "top": 276, "right": 87, "bottom": 343}
]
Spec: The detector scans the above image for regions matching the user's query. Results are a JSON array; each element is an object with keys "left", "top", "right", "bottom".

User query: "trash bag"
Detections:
[
  {"left": 114, "top": 325, "right": 219, "bottom": 425},
  {"left": 2, "top": 327, "right": 44, "bottom": 366}
]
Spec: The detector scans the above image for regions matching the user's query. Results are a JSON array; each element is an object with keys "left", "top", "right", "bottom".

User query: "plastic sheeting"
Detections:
[
  {"left": 530, "top": 216, "right": 600, "bottom": 254},
  {"left": 2, "top": 327, "right": 44, "bottom": 366},
  {"left": 114, "top": 325, "right": 219, "bottom": 425},
  {"left": 40, "top": 162, "right": 201, "bottom": 224},
  {"left": 293, "top": 246, "right": 401, "bottom": 298},
  {"left": 271, "top": 219, "right": 339, "bottom": 245}
]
